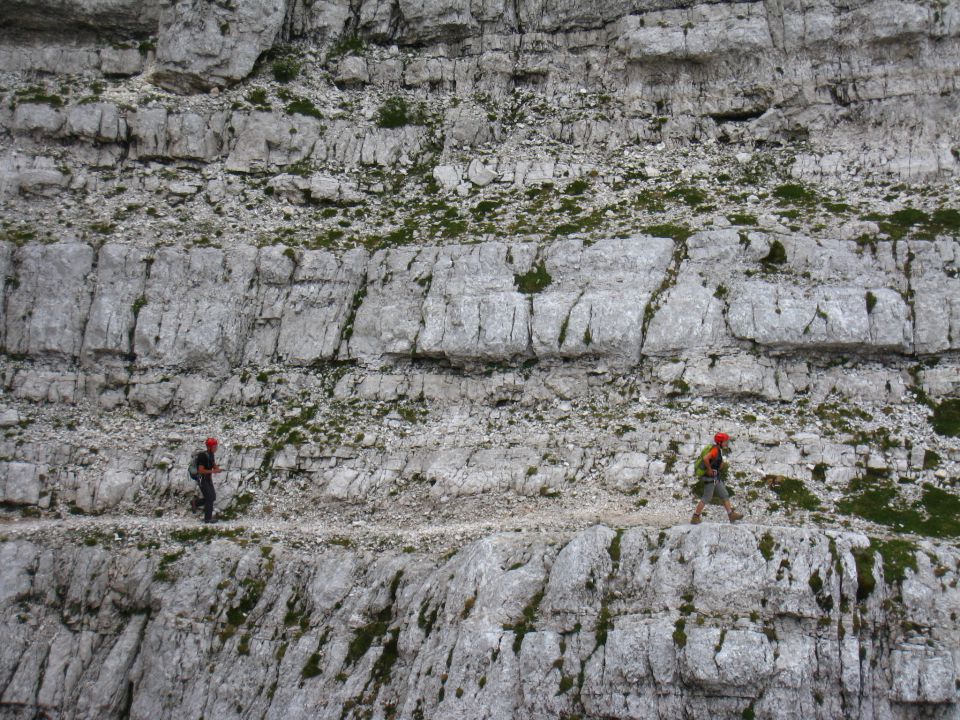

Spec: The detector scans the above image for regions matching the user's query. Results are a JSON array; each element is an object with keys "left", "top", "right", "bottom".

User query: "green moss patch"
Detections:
[
  {"left": 514, "top": 261, "right": 552, "bottom": 294},
  {"left": 758, "top": 532, "right": 775, "bottom": 561},
  {"left": 643, "top": 223, "right": 691, "bottom": 241},
  {"left": 768, "top": 476, "right": 821, "bottom": 511},
  {"left": 837, "top": 473, "right": 960, "bottom": 538},
  {"left": 851, "top": 536, "right": 920, "bottom": 602},
  {"left": 864, "top": 206, "right": 960, "bottom": 240},
  {"left": 773, "top": 183, "right": 818, "bottom": 205},
  {"left": 871, "top": 537, "right": 919, "bottom": 585},
  {"left": 346, "top": 571, "right": 403, "bottom": 666},
  {"left": 219, "top": 491, "right": 255, "bottom": 521},
  {"left": 761, "top": 239, "right": 787, "bottom": 266},
  {"left": 608, "top": 529, "right": 624, "bottom": 573},
  {"left": 285, "top": 98, "right": 323, "bottom": 119},
  {"left": 376, "top": 96, "right": 425, "bottom": 128},
  {"left": 673, "top": 618, "right": 687, "bottom": 648},
  {"left": 850, "top": 546, "right": 876, "bottom": 600},
  {"left": 931, "top": 398, "right": 960, "bottom": 437},
  {"left": 504, "top": 589, "right": 544, "bottom": 653}
]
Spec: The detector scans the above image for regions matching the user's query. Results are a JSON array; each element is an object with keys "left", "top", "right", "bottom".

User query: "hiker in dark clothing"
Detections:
[
  {"left": 196, "top": 437, "right": 222, "bottom": 524},
  {"left": 691, "top": 432, "right": 743, "bottom": 524}
]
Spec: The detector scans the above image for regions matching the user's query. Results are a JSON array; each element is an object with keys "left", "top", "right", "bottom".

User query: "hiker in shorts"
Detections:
[
  {"left": 195, "top": 437, "right": 222, "bottom": 524},
  {"left": 691, "top": 432, "right": 743, "bottom": 524}
]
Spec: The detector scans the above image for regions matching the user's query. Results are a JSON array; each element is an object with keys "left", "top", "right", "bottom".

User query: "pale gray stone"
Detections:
[
  {"left": 335, "top": 56, "right": 370, "bottom": 86},
  {"left": 81, "top": 244, "right": 149, "bottom": 363},
  {"left": 467, "top": 158, "right": 497, "bottom": 186},
  {"left": 307, "top": 174, "right": 364, "bottom": 204},
  {"left": 4, "top": 243, "right": 94, "bottom": 358},
  {"left": 0, "top": 461, "right": 45, "bottom": 506},
  {"left": 99, "top": 46, "right": 145, "bottom": 76},
  {"left": 151, "top": 0, "right": 287, "bottom": 92},
  {"left": 274, "top": 248, "right": 368, "bottom": 365},
  {"left": 433, "top": 164, "right": 462, "bottom": 189},
  {"left": 11, "top": 103, "right": 65, "bottom": 136}
]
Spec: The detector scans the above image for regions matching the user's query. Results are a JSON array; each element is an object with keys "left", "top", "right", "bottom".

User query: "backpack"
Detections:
[
  {"left": 694, "top": 445, "right": 720, "bottom": 478},
  {"left": 188, "top": 452, "right": 201, "bottom": 482}
]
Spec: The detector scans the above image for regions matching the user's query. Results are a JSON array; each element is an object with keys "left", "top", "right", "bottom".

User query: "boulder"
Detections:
[
  {"left": 151, "top": 0, "right": 286, "bottom": 93},
  {"left": 334, "top": 56, "right": 369, "bottom": 86}
]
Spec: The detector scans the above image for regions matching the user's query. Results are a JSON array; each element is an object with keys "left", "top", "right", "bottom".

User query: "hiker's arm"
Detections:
[
  {"left": 198, "top": 464, "right": 223, "bottom": 474},
  {"left": 706, "top": 453, "right": 718, "bottom": 476}
]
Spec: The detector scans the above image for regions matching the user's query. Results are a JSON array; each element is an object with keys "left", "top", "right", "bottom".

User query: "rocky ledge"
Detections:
[{"left": 1, "top": 523, "right": 958, "bottom": 719}]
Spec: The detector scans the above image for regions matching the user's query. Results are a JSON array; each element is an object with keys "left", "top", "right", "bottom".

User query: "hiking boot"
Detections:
[
  {"left": 204, "top": 518, "right": 218, "bottom": 524},
  {"left": 690, "top": 513, "right": 702, "bottom": 525},
  {"left": 727, "top": 511, "right": 743, "bottom": 523}
]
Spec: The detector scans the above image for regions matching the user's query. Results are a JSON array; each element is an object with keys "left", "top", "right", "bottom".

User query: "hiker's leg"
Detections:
[
  {"left": 700, "top": 479, "right": 716, "bottom": 507},
  {"left": 201, "top": 478, "right": 215, "bottom": 522},
  {"left": 692, "top": 480, "right": 713, "bottom": 522},
  {"left": 716, "top": 482, "right": 742, "bottom": 521},
  {"left": 714, "top": 480, "right": 729, "bottom": 505}
]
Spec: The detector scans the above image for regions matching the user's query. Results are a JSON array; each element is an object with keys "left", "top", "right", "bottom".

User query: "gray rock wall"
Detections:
[
  {"left": 0, "top": 525, "right": 956, "bottom": 719},
  {"left": 1, "top": 0, "right": 957, "bottom": 175},
  {"left": 1, "top": 234, "right": 956, "bottom": 377}
]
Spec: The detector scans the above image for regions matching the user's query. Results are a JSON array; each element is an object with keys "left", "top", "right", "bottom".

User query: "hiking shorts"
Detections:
[{"left": 700, "top": 477, "right": 729, "bottom": 503}]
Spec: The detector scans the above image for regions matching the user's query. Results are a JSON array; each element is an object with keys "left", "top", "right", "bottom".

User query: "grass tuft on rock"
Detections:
[
  {"left": 769, "top": 477, "right": 821, "bottom": 511},
  {"left": 514, "top": 261, "right": 552, "bottom": 294},
  {"left": 931, "top": 398, "right": 960, "bottom": 437}
]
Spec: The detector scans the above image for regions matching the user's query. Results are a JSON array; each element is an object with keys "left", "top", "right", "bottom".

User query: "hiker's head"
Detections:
[
  {"left": 205, "top": 437, "right": 219, "bottom": 451},
  {"left": 714, "top": 432, "right": 731, "bottom": 448}
]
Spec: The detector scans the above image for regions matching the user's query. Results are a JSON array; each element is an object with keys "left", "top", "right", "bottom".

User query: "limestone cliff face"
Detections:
[
  {"left": 0, "top": 1, "right": 959, "bottom": 718},
  {"left": 1, "top": 0, "right": 958, "bottom": 174},
  {"left": 1, "top": 233, "right": 957, "bottom": 378},
  {"left": 1, "top": 525, "right": 958, "bottom": 720}
]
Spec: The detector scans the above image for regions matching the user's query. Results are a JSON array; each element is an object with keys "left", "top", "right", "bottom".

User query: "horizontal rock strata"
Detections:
[{"left": 0, "top": 234, "right": 957, "bottom": 376}]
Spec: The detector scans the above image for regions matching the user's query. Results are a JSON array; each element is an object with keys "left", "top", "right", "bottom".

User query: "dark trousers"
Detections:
[{"left": 199, "top": 477, "right": 216, "bottom": 521}]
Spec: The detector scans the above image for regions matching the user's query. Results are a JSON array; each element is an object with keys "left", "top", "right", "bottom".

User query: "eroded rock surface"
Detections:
[{"left": 0, "top": 524, "right": 956, "bottom": 719}]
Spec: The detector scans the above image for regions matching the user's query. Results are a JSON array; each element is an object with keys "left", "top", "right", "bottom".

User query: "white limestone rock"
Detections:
[
  {"left": 726, "top": 281, "right": 912, "bottom": 352},
  {"left": 81, "top": 243, "right": 150, "bottom": 364},
  {"left": 11, "top": 103, "right": 65, "bottom": 136},
  {"left": 432, "top": 164, "right": 462, "bottom": 190},
  {"left": 0, "top": 461, "right": 46, "bottom": 506},
  {"left": 417, "top": 243, "right": 531, "bottom": 362},
  {"left": 132, "top": 245, "right": 260, "bottom": 374},
  {"left": 348, "top": 246, "right": 440, "bottom": 360},
  {"left": 467, "top": 158, "right": 498, "bottom": 186},
  {"left": 531, "top": 236, "right": 674, "bottom": 362},
  {"left": 273, "top": 248, "right": 368, "bottom": 365},
  {"left": 334, "top": 56, "right": 370, "bottom": 86},
  {"left": 151, "top": 0, "right": 287, "bottom": 93},
  {"left": 4, "top": 243, "right": 94, "bottom": 358},
  {"left": 307, "top": 174, "right": 364, "bottom": 204},
  {"left": 0, "top": 525, "right": 957, "bottom": 717}
]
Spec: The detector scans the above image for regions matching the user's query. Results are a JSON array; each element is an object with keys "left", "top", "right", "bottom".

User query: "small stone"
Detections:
[{"left": 0, "top": 409, "right": 20, "bottom": 428}]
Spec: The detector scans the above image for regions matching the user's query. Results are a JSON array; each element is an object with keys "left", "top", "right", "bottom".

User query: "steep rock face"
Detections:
[
  {"left": 0, "top": 525, "right": 956, "bottom": 719},
  {"left": 0, "top": 0, "right": 160, "bottom": 34},
  {"left": 1, "top": 0, "right": 957, "bottom": 175},
  {"left": 151, "top": 0, "right": 288, "bottom": 93},
  {"left": 1, "top": 234, "right": 956, "bottom": 377}
]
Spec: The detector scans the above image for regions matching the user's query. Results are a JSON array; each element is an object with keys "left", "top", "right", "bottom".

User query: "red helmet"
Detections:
[
  {"left": 714, "top": 432, "right": 730, "bottom": 445},
  {"left": 205, "top": 437, "right": 218, "bottom": 449}
]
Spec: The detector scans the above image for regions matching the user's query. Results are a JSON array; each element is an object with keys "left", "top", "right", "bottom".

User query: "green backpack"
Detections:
[{"left": 693, "top": 445, "right": 716, "bottom": 478}]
